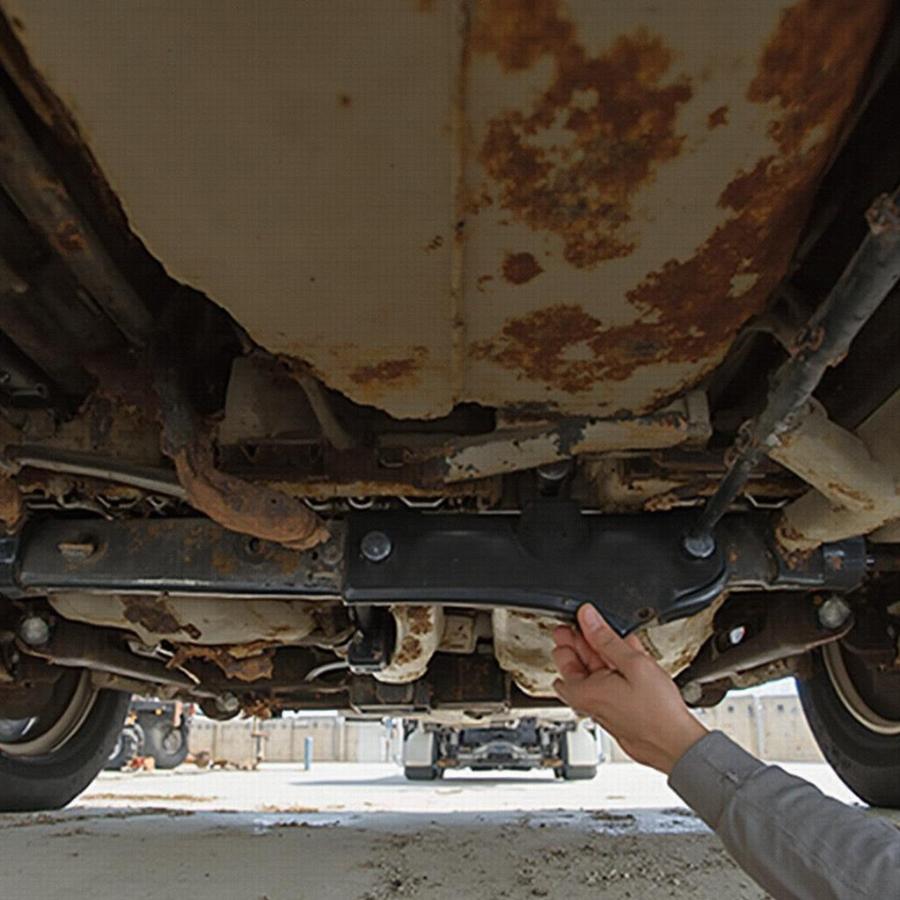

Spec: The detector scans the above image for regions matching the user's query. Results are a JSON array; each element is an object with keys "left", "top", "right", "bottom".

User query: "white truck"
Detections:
[{"left": 403, "top": 717, "right": 599, "bottom": 781}]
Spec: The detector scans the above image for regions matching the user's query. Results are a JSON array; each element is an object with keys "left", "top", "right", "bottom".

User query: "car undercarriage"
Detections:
[{"left": 1, "top": 0, "right": 900, "bottom": 811}]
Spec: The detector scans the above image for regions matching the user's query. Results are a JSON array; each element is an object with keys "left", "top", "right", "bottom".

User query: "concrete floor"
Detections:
[{"left": 0, "top": 762, "right": 879, "bottom": 900}]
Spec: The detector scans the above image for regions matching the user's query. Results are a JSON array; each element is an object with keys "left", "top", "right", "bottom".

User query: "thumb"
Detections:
[{"left": 577, "top": 604, "right": 640, "bottom": 671}]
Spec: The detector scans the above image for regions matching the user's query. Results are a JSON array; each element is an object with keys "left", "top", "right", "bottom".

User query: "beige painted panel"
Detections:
[{"left": 5, "top": 0, "right": 888, "bottom": 418}]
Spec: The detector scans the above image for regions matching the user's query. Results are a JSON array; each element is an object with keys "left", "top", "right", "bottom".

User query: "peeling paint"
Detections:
[
  {"left": 170, "top": 641, "right": 276, "bottom": 682},
  {"left": 492, "top": 608, "right": 562, "bottom": 697},
  {"left": 472, "top": 0, "right": 889, "bottom": 396},
  {"left": 375, "top": 605, "right": 445, "bottom": 685},
  {"left": 474, "top": 3, "right": 692, "bottom": 268},
  {"left": 5, "top": 0, "right": 889, "bottom": 418},
  {"left": 122, "top": 596, "right": 201, "bottom": 640}
]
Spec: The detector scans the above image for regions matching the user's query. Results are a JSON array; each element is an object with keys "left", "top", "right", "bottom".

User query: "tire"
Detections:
[
  {"left": 556, "top": 724, "right": 598, "bottom": 780},
  {"left": 798, "top": 644, "right": 900, "bottom": 807},
  {"left": 559, "top": 764, "right": 598, "bottom": 780},
  {"left": 402, "top": 725, "right": 442, "bottom": 781},
  {"left": 141, "top": 717, "right": 189, "bottom": 769},
  {"left": 0, "top": 673, "right": 130, "bottom": 812},
  {"left": 404, "top": 765, "right": 440, "bottom": 781},
  {"left": 105, "top": 722, "right": 144, "bottom": 771}
]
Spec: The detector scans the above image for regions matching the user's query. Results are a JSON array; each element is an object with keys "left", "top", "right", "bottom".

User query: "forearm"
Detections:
[{"left": 668, "top": 731, "right": 900, "bottom": 900}]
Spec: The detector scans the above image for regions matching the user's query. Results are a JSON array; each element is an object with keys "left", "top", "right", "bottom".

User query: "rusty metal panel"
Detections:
[{"left": 4, "top": 0, "right": 889, "bottom": 418}]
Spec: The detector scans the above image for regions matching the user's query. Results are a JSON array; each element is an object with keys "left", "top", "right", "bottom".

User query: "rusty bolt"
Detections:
[
  {"left": 57, "top": 540, "right": 96, "bottom": 560},
  {"left": 19, "top": 614, "right": 51, "bottom": 647},
  {"left": 818, "top": 595, "right": 852, "bottom": 630},
  {"left": 361, "top": 530, "right": 392, "bottom": 563},
  {"left": 320, "top": 539, "right": 343, "bottom": 566}
]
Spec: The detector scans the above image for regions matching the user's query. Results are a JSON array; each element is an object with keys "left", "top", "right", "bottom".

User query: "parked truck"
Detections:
[{"left": 403, "top": 717, "right": 599, "bottom": 781}]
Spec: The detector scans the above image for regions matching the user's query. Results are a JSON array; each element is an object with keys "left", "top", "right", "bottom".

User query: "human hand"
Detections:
[{"left": 552, "top": 604, "right": 707, "bottom": 774}]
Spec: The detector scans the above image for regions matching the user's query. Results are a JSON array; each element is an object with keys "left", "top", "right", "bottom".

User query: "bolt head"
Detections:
[
  {"left": 216, "top": 693, "right": 240, "bottom": 715},
  {"left": 19, "top": 615, "right": 51, "bottom": 647},
  {"left": 683, "top": 531, "right": 716, "bottom": 559},
  {"left": 320, "top": 539, "right": 343, "bottom": 566},
  {"left": 57, "top": 540, "right": 96, "bottom": 560},
  {"left": 818, "top": 595, "right": 852, "bottom": 630},
  {"left": 537, "top": 459, "right": 573, "bottom": 482},
  {"left": 681, "top": 682, "right": 703, "bottom": 705},
  {"left": 360, "top": 530, "right": 392, "bottom": 563},
  {"left": 728, "top": 625, "right": 747, "bottom": 646}
]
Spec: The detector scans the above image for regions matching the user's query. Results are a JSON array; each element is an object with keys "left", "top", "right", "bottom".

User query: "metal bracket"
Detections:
[
  {"left": 1, "top": 508, "right": 868, "bottom": 638},
  {"left": 345, "top": 503, "right": 728, "bottom": 634},
  {"left": 7, "top": 518, "right": 343, "bottom": 597}
]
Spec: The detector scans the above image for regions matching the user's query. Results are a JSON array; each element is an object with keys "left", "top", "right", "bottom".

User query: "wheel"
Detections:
[
  {"left": 558, "top": 763, "right": 598, "bottom": 780},
  {"left": 798, "top": 643, "right": 900, "bottom": 807},
  {"left": 0, "top": 670, "right": 130, "bottom": 812},
  {"left": 402, "top": 725, "right": 443, "bottom": 781},
  {"left": 556, "top": 724, "right": 598, "bottom": 780},
  {"left": 105, "top": 722, "right": 144, "bottom": 771},
  {"left": 141, "top": 717, "right": 189, "bottom": 769},
  {"left": 404, "top": 765, "right": 441, "bottom": 781}
]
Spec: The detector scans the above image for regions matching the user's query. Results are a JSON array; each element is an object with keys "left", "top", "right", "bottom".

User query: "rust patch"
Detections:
[
  {"left": 424, "top": 234, "right": 444, "bottom": 252},
  {"left": 406, "top": 606, "right": 434, "bottom": 636},
  {"left": 54, "top": 219, "right": 85, "bottom": 253},
  {"left": 210, "top": 541, "right": 239, "bottom": 576},
  {"left": 471, "top": 0, "right": 574, "bottom": 72},
  {"left": 0, "top": 475, "right": 23, "bottom": 531},
  {"left": 474, "top": 304, "right": 611, "bottom": 392},
  {"left": 170, "top": 443, "right": 329, "bottom": 551},
  {"left": 748, "top": 0, "right": 887, "bottom": 155},
  {"left": 502, "top": 251, "right": 543, "bottom": 285},
  {"left": 476, "top": 273, "right": 494, "bottom": 292},
  {"left": 170, "top": 642, "right": 275, "bottom": 682},
  {"left": 122, "top": 597, "right": 202, "bottom": 640},
  {"left": 348, "top": 347, "right": 428, "bottom": 386},
  {"left": 393, "top": 635, "right": 423, "bottom": 666},
  {"left": 473, "top": 0, "right": 888, "bottom": 396},
  {"left": 707, "top": 105, "right": 729, "bottom": 129},
  {"left": 473, "top": 2, "right": 692, "bottom": 268},
  {"left": 825, "top": 481, "right": 875, "bottom": 510}
]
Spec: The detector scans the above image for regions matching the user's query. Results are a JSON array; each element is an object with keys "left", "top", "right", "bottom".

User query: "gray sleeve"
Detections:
[{"left": 667, "top": 730, "right": 900, "bottom": 900}]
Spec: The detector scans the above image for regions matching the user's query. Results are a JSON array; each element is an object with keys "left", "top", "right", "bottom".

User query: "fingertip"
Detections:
[{"left": 577, "top": 603, "right": 606, "bottom": 631}]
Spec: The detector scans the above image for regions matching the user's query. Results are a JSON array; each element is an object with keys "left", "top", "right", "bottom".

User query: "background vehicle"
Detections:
[
  {"left": 1, "top": 2, "right": 900, "bottom": 812},
  {"left": 105, "top": 712, "right": 143, "bottom": 771},
  {"left": 403, "top": 717, "right": 599, "bottom": 781},
  {"left": 105, "top": 699, "right": 192, "bottom": 771}
]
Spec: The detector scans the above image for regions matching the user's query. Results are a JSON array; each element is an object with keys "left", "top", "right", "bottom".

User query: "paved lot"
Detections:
[{"left": 0, "top": 762, "right": 885, "bottom": 900}]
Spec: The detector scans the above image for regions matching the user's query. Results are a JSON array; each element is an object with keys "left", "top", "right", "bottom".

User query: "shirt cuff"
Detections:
[{"left": 667, "top": 730, "right": 765, "bottom": 829}]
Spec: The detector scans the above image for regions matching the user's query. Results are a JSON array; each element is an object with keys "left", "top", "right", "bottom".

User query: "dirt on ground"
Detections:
[
  {"left": 354, "top": 812, "right": 767, "bottom": 900},
  {"left": 7, "top": 760, "right": 866, "bottom": 898},
  {"left": 0, "top": 805, "right": 768, "bottom": 900}
]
